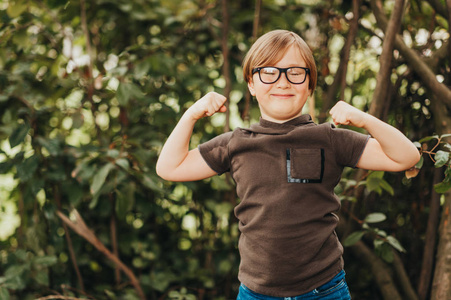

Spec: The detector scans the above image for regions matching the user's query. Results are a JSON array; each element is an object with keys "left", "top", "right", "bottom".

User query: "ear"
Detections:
[{"left": 247, "top": 79, "right": 256, "bottom": 96}]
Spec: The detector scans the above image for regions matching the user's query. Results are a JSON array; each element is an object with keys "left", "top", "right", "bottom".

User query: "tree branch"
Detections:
[
  {"left": 54, "top": 185, "right": 85, "bottom": 292},
  {"left": 369, "top": 0, "right": 405, "bottom": 119},
  {"left": 35, "top": 296, "right": 91, "bottom": 300},
  {"left": 392, "top": 251, "right": 419, "bottom": 300},
  {"left": 351, "top": 241, "right": 403, "bottom": 300},
  {"left": 370, "top": 0, "right": 451, "bottom": 111},
  {"left": 56, "top": 210, "right": 146, "bottom": 300},
  {"left": 322, "top": 0, "right": 360, "bottom": 120},
  {"left": 242, "top": 0, "right": 262, "bottom": 124},
  {"left": 221, "top": 0, "right": 231, "bottom": 133}
]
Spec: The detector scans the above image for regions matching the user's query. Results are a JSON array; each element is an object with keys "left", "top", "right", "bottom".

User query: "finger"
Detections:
[
  {"left": 207, "top": 106, "right": 216, "bottom": 116},
  {"left": 214, "top": 96, "right": 227, "bottom": 108}
]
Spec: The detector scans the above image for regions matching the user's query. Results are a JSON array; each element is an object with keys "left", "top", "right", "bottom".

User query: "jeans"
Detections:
[{"left": 237, "top": 270, "right": 351, "bottom": 300}]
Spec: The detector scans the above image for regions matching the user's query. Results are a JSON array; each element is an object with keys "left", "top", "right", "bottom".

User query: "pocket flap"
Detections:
[{"left": 287, "top": 148, "right": 324, "bottom": 183}]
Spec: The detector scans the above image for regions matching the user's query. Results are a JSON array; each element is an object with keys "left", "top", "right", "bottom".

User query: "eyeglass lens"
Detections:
[{"left": 259, "top": 67, "right": 307, "bottom": 84}]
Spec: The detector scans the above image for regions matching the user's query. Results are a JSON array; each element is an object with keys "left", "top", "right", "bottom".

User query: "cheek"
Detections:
[
  {"left": 295, "top": 84, "right": 311, "bottom": 96},
  {"left": 254, "top": 81, "right": 272, "bottom": 95}
]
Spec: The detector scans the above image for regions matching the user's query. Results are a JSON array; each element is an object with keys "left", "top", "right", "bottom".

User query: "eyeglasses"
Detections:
[{"left": 252, "top": 67, "right": 310, "bottom": 85}]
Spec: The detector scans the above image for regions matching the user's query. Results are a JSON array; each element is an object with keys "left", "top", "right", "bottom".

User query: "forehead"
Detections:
[
  {"left": 269, "top": 45, "right": 305, "bottom": 67},
  {"left": 275, "top": 45, "right": 305, "bottom": 67}
]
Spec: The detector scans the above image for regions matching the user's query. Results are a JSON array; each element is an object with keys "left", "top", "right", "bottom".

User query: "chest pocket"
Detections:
[{"left": 286, "top": 148, "right": 324, "bottom": 183}]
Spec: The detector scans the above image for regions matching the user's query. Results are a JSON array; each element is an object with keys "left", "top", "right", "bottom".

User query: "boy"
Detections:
[{"left": 156, "top": 30, "right": 420, "bottom": 299}]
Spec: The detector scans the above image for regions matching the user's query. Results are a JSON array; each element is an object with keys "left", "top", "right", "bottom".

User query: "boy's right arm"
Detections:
[{"left": 156, "top": 92, "right": 227, "bottom": 182}]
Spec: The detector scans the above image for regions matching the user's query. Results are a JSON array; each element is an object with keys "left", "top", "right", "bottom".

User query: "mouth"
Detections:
[{"left": 271, "top": 94, "right": 294, "bottom": 99}]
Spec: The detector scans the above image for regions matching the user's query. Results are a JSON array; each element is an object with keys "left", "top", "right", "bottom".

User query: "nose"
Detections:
[{"left": 276, "top": 71, "right": 290, "bottom": 88}]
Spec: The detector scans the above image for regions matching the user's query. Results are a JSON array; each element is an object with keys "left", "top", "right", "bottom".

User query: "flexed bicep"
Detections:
[
  {"left": 356, "top": 138, "right": 411, "bottom": 172},
  {"left": 159, "top": 148, "right": 218, "bottom": 182}
]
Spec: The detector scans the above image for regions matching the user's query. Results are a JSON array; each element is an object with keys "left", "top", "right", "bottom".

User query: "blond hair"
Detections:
[{"left": 242, "top": 30, "right": 317, "bottom": 93}]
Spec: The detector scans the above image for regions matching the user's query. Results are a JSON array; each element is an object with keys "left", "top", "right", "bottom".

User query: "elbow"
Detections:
[
  {"left": 155, "top": 166, "right": 164, "bottom": 180},
  {"left": 156, "top": 168, "right": 172, "bottom": 181},
  {"left": 156, "top": 161, "right": 181, "bottom": 182},
  {"left": 155, "top": 160, "right": 170, "bottom": 181},
  {"left": 399, "top": 149, "right": 421, "bottom": 172}
]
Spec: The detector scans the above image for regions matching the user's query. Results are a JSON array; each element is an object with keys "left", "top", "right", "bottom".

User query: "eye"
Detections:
[
  {"left": 288, "top": 68, "right": 304, "bottom": 76},
  {"left": 262, "top": 67, "right": 278, "bottom": 75}
]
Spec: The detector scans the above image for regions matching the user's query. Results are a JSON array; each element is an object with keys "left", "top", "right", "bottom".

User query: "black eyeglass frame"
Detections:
[{"left": 252, "top": 66, "right": 310, "bottom": 85}]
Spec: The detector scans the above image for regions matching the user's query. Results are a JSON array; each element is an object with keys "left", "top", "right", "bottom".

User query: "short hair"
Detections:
[{"left": 242, "top": 30, "right": 317, "bottom": 93}]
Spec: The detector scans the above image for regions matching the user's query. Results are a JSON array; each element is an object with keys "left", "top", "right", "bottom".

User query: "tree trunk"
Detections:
[
  {"left": 429, "top": 92, "right": 451, "bottom": 299},
  {"left": 350, "top": 241, "right": 403, "bottom": 300},
  {"left": 418, "top": 168, "right": 443, "bottom": 300},
  {"left": 429, "top": 93, "right": 451, "bottom": 299},
  {"left": 431, "top": 192, "right": 451, "bottom": 300}
]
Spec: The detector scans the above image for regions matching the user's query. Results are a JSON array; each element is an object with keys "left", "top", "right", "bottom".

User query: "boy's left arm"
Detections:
[{"left": 330, "top": 101, "right": 420, "bottom": 172}]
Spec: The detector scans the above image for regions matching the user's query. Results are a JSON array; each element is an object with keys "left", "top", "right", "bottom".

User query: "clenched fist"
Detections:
[
  {"left": 329, "top": 101, "right": 368, "bottom": 128},
  {"left": 186, "top": 92, "right": 227, "bottom": 120}
]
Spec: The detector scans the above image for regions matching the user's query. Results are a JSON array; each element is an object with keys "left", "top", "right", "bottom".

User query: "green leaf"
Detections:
[
  {"left": 115, "top": 158, "right": 130, "bottom": 171},
  {"left": 419, "top": 135, "right": 439, "bottom": 143},
  {"left": 7, "top": 0, "right": 28, "bottom": 18},
  {"left": 434, "top": 180, "right": 451, "bottom": 193},
  {"left": 90, "top": 163, "right": 115, "bottom": 195},
  {"left": 16, "top": 155, "right": 39, "bottom": 182},
  {"left": 343, "top": 231, "right": 365, "bottom": 247},
  {"left": 0, "top": 161, "right": 14, "bottom": 174},
  {"left": 33, "top": 255, "right": 57, "bottom": 267},
  {"left": 115, "top": 184, "right": 135, "bottom": 219},
  {"left": 413, "top": 141, "right": 421, "bottom": 148},
  {"left": 72, "top": 111, "right": 84, "bottom": 129},
  {"left": 36, "top": 137, "right": 61, "bottom": 156},
  {"left": 62, "top": 182, "right": 84, "bottom": 206},
  {"left": 364, "top": 213, "right": 387, "bottom": 224},
  {"left": 415, "top": 156, "right": 424, "bottom": 169},
  {"left": 117, "top": 82, "right": 143, "bottom": 106},
  {"left": 104, "top": 290, "right": 117, "bottom": 299},
  {"left": 366, "top": 172, "right": 393, "bottom": 195},
  {"left": 141, "top": 174, "right": 164, "bottom": 192},
  {"left": 379, "top": 179, "right": 394, "bottom": 196},
  {"left": 435, "top": 150, "right": 450, "bottom": 167},
  {"left": 366, "top": 177, "right": 382, "bottom": 195},
  {"left": 5, "top": 264, "right": 29, "bottom": 282},
  {"left": 149, "top": 270, "right": 176, "bottom": 292},
  {"left": 34, "top": 271, "right": 49, "bottom": 286},
  {"left": 380, "top": 243, "right": 394, "bottom": 263},
  {"left": 369, "top": 171, "right": 385, "bottom": 178},
  {"left": 375, "top": 229, "right": 387, "bottom": 237},
  {"left": 9, "top": 123, "right": 30, "bottom": 148},
  {"left": 0, "top": 95, "right": 9, "bottom": 103},
  {"left": 0, "top": 287, "right": 10, "bottom": 300},
  {"left": 387, "top": 236, "right": 406, "bottom": 253}
]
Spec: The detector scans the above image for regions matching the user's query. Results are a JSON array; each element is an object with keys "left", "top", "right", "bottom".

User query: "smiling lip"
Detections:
[{"left": 271, "top": 94, "right": 294, "bottom": 99}]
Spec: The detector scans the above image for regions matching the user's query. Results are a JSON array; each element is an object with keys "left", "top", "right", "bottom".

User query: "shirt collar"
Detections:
[{"left": 245, "top": 114, "right": 315, "bottom": 134}]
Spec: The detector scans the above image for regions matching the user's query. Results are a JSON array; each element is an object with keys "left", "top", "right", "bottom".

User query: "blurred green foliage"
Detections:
[{"left": 0, "top": 0, "right": 449, "bottom": 299}]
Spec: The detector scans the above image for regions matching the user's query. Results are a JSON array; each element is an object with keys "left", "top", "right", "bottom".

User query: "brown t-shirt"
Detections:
[{"left": 198, "top": 115, "right": 369, "bottom": 297}]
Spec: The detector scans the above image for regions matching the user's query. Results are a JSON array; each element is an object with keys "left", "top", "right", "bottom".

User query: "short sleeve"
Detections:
[
  {"left": 330, "top": 125, "right": 370, "bottom": 168},
  {"left": 198, "top": 132, "right": 233, "bottom": 175}
]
